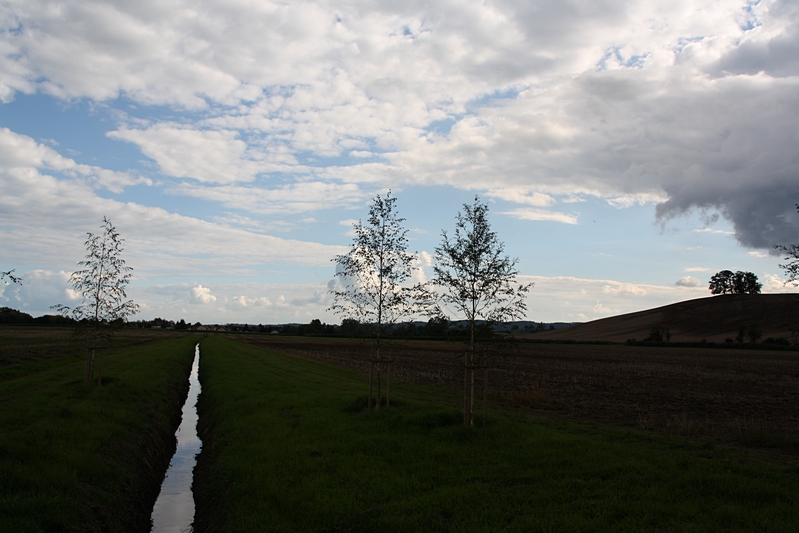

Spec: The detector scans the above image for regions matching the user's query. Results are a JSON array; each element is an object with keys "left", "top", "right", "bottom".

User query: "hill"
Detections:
[{"left": 530, "top": 294, "right": 799, "bottom": 343}]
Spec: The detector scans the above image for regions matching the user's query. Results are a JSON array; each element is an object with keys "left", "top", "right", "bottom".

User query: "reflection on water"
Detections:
[{"left": 150, "top": 343, "right": 202, "bottom": 533}]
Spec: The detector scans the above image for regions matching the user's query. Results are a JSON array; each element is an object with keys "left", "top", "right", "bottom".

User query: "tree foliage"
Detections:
[
  {"left": 1, "top": 269, "right": 22, "bottom": 285},
  {"left": 329, "top": 191, "right": 429, "bottom": 409},
  {"left": 432, "top": 196, "right": 531, "bottom": 426},
  {"left": 53, "top": 217, "right": 139, "bottom": 384},
  {"left": 708, "top": 270, "right": 762, "bottom": 295},
  {"left": 775, "top": 204, "right": 799, "bottom": 285}
]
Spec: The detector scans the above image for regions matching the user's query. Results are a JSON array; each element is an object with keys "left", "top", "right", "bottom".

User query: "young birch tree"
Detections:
[
  {"left": 53, "top": 217, "right": 139, "bottom": 385},
  {"left": 433, "top": 196, "right": 531, "bottom": 426},
  {"left": 329, "top": 191, "right": 428, "bottom": 410}
]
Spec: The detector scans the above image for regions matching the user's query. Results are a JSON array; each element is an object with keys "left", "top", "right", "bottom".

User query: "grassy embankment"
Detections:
[
  {"left": 0, "top": 327, "right": 201, "bottom": 532},
  {"left": 194, "top": 335, "right": 799, "bottom": 532}
]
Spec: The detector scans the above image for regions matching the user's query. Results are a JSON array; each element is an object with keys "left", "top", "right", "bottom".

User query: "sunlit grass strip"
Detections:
[
  {"left": 194, "top": 336, "right": 799, "bottom": 532},
  {"left": 0, "top": 334, "right": 200, "bottom": 532}
]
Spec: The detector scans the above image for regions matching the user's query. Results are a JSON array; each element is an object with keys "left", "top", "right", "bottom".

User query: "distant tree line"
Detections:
[
  {"left": 129, "top": 317, "right": 188, "bottom": 329},
  {"left": 0, "top": 307, "right": 555, "bottom": 339},
  {"left": 277, "top": 319, "right": 335, "bottom": 336},
  {"left": 255, "top": 317, "right": 550, "bottom": 340},
  {"left": 0, "top": 307, "right": 77, "bottom": 325}
]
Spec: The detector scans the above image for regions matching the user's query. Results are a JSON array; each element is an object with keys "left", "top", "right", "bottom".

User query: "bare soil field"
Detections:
[{"left": 238, "top": 335, "right": 799, "bottom": 450}]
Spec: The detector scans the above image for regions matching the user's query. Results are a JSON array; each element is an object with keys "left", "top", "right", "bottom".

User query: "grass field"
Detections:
[
  {"left": 0, "top": 327, "right": 200, "bottom": 532},
  {"left": 194, "top": 336, "right": 799, "bottom": 532}
]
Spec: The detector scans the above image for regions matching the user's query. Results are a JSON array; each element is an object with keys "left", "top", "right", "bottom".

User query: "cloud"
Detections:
[
  {"left": 232, "top": 295, "right": 272, "bottom": 308},
  {"left": 339, "top": 218, "right": 359, "bottom": 236},
  {"left": 685, "top": 267, "right": 712, "bottom": 272},
  {"left": 190, "top": 285, "right": 217, "bottom": 304},
  {"left": 109, "top": 125, "right": 275, "bottom": 184},
  {"left": 290, "top": 289, "right": 329, "bottom": 307},
  {"left": 1, "top": 0, "right": 798, "bottom": 256},
  {"left": 748, "top": 251, "right": 771, "bottom": 258},
  {"left": 404, "top": 66, "right": 799, "bottom": 250},
  {"left": 172, "top": 181, "right": 366, "bottom": 215},
  {"left": 515, "top": 274, "right": 713, "bottom": 321},
  {"left": 693, "top": 228, "right": 733, "bottom": 235},
  {"left": 0, "top": 269, "right": 76, "bottom": 315},
  {"left": 0, "top": 131, "right": 348, "bottom": 280},
  {"left": 410, "top": 251, "right": 432, "bottom": 284},
  {"left": 601, "top": 283, "right": 647, "bottom": 296},
  {"left": 606, "top": 194, "right": 663, "bottom": 209},
  {"left": 125, "top": 282, "right": 333, "bottom": 323},
  {"left": 675, "top": 276, "right": 702, "bottom": 288},
  {"left": 89, "top": 168, "right": 152, "bottom": 194},
  {"left": 762, "top": 273, "right": 799, "bottom": 291},
  {"left": 486, "top": 188, "right": 554, "bottom": 206},
  {"left": 0, "top": 128, "right": 147, "bottom": 192},
  {"left": 501, "top": 208, "right": 578, "bottom": 225},
  {"left": 592, "top": 301, "right": 616, "bottom": 315},
  {"left": 416, "top": 250, "right": 433, "bottom": 267},
  {"left": 711, "top": 0, "right": 799, "bottom": 78}
]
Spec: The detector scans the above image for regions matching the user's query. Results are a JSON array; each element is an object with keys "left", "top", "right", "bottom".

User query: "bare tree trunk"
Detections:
[
  {"left": 84, "top": 346, "right": 91, "bottom": 383},
  {"left": 463, "top": 354, "right": 469, "bottom": 426},
  {"left": 386, "top": 361, "right": 391, "bottom": 408},
  {"left": 368, "top": 360, "right": 374, "bottom": 411},
  {"left": 483, "top": 368, "right": 488, "bottom": 427},
  {"left": 376, "top": 364, "right": 381, "bottom": 410},
  {"left": 469, "top": 365, "right": 475, "bottom": 427},
  {"left": 97, "top": 350, "right": 103, "bottom": 386},
  {"left": 375, "top": 342, "right": 382, "bottom": 410}
]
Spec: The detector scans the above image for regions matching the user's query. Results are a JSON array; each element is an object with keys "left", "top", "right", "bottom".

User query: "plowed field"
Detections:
[{"left": 237, "top": 336, "right": 799, "bottom": 444}]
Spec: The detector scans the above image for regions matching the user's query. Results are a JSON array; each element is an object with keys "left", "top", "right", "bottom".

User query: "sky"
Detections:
[{"left": 1, "top": 0, "right": 798, "bottom": 325}]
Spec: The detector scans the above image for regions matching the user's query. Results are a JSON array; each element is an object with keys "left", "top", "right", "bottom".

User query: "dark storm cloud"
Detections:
[
  {"left": 656, "top": 181, "right": 799, "bottom": 250},
  {"left": 654, "top": 2, "right": 799, "bottom": 251}
]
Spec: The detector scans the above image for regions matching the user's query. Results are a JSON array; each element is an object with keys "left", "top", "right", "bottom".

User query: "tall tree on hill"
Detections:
[
  {"left": 433, "top": 196, "right": 531, "bottom": 426},
  {"left": 775, "top": 204, "right": 799, "bottom": 286},
  {"left": 53, "top": 217, "right": 139, "bottom": 384},
  {"left": 708, "top": 270, "right": 735, "bottom": 294},
  {"left": 329, "top": 191, "right": 430, "bottom": 410},
  {"left": 733, "top": 271, "right": 762, "bottom": 294},
  {"left": 708, "top": 270, "right": 761, "bottom": 295}
]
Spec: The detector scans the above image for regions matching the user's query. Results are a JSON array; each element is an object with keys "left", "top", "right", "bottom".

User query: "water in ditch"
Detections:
[{"left": 150, "top": 343, "right": 202, "bottom": 533}]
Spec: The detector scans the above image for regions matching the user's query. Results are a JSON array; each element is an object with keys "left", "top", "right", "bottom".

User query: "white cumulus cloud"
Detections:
[
  {"left": 190, "top": 285, "right": 217, "bottom": 304},
  {"left": 675, "top": 276, "right": 703, "bottom": 288}
]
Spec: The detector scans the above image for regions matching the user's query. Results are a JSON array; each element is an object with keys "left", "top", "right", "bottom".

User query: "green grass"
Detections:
[
  {"left": 194, "top": 336, "right": 799, "bottom": 533},
  {"left": 0, "top": 332, "right": 201, "bottom": 532}
]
